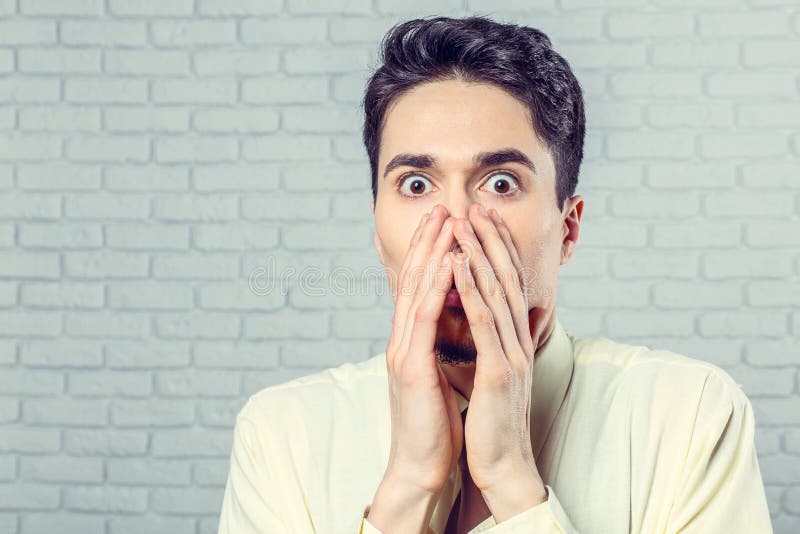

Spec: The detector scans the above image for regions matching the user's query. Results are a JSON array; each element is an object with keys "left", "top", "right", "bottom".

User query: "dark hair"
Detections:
[{"left": 361, "top": 15, "right": 585, "bottom": 211}]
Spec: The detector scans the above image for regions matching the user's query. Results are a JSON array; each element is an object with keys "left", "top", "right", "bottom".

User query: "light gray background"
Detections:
[{"left": 0, "top": 0, "right": 798, "bottom": 533}]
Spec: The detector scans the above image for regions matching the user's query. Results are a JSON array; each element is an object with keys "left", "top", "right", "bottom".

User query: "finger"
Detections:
[
  {"left": 387, "top": 211, "right": 430, "bottom": 356},
  {"left": 469, "top": 205, "right": 534, "bottom": 361},
  {"left": 488, "top": 208, "right": 525, "bottom": 294},
  {"left": 403, "top": 253, "right": 454, "bottom": 378},
  {"left": 451, "top": 250, "right": 506, "bottom": 377},
  {"left": 453, "top": 216, "right": 520, "bottom": 365},
  {"left": 390, "top": 205, "right": 446, "bottom": 362},
  {"left": 399, "top": 215, "right": 455, "bottom": 356}
]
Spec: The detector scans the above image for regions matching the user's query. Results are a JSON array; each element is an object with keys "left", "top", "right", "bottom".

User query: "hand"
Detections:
[
  {"left": 383, "top": 204, "right": 463, "bottom": 496},
  {"left": 450, "top": 204, "right": 550, "bottom": 508}
]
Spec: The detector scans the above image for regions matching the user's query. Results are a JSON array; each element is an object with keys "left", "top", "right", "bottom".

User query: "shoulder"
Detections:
[{"left": 236, "top": 351, "right": 389, "bottom": 429}]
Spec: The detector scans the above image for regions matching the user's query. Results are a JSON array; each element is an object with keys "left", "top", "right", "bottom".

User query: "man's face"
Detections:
[{"left": 371, "top": 79, "right": 582, "bottom": 367}]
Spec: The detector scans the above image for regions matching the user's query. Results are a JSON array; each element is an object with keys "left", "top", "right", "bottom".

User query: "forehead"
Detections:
[{"left": 379, "top": 79, "right": 550, "bottom": 172}]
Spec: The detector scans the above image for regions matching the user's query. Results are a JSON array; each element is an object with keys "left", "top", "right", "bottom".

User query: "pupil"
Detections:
[
  {"left": 495, "top": 180, "right": 507, "bottom": 192},
  {"left": 412, "top": 180, "right": 423, "bottom": 192}
]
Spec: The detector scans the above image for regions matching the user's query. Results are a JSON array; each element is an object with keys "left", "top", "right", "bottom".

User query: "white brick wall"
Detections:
[{"left": 0, "top": 1, "right": 797, "bottom": 532}]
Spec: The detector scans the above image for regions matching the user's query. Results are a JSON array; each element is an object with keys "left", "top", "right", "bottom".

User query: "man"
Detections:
[{"left": 218, "top": 16, "right": 773, "bottom": 534}]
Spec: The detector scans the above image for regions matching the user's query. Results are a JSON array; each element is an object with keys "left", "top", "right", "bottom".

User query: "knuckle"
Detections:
[{"left": 471, "top": 307, "right": 494, "bottom": 327}]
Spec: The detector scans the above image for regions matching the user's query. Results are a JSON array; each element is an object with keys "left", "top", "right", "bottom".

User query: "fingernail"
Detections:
[
  {"left": 442, "top": 253, "right": 452, "bottom": 266},
  {"left": 489, "top": 209, "right": 501, "bottom": 223},
  {"left": 464, "top": 220, "right": 473, "bottom": 233},
  {"left": 442, "top": 217, "right": 453, "bottom": 231}
]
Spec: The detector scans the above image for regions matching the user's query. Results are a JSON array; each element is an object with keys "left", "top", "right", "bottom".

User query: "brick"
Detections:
[
  {"left": 242, "top": 76, "right": 327, "bottom": 104},
  {"left": 285, "top": 46, "right": 371, "bottom": 74},
  {"left": 0, "top": 78, "right": 59, "bottom": 102},
  {"left": 607, "top": 311, "right": 694, "bottom": 337},
  {"left": 585, "top": 100, "right": 642, "bottom": 128},
  {"left": 152, "top": 195, "right": 238, "bottom": 220},
  {"left": 738, "top": 103, "right": 800, "bottom": 127},
  {"left": 198, "top": 282, "right": 284, "bottom": 311},
  {"left": 106, "top": 224, "right": 190, "bottom": 250},
  {"left": 65, "top": 193, "right": 149, "bottom": 219},
  {"left": 193, "top": 459, "right": 228, "bottom": 485},
  {"left": 156, "top": 312, "right": 240, "bottom": 339},
  {"left": 290, "top": 0, "right": 371, "bottom": 14},
  {"left": 20, "top": 108, "right": 101, "bottom": 133},
  {"left": 700, "top": 133, "right": 788, "bottom": 159},
  {"left": 193, "top": 165, "right": 280, "bottom": 191},
  {"left": 110, "top": 399, "right": 195, "bottom": 426},
  {"left": 68, "top": 371, "right": 153, "bottom": 397},
  {"left": 21, "top": 339, "right": 103, "bottom": 367},
  {"left": 576, "top": 220, "right": 648, "bottom": 248},
  {"left": 608, "top": 12, "right": 694, "bottom": 37},
  {"left": 18, "top": 163, "right": 101, "bottom": 190},
  {"left": 153, "top": 253, "right": 237, "bottom": 279},
  {"left": 647, "top": 162, "right": 736, "bottom": 189},
  {"left": 67, "top": 136, "right": 150, "bottom": 162},
  {"left": 241, "top": 17, "right": 327, "bottom": 44},
  {"left": 0, "top": 398, "right": 18, "bottom": 423},
  {"left": 22, "top": 514, "right": 105, "bottom": 532},
  {"left": 699, "top": 11, "right": 789, "bottom": 36},
  {"left": 20, "top": 457, "right": 102, "bottom": 483},
  {"left": 705, "top": 251, "right": 793, "bottom": 279},
  {"left": 107, "top": 459, "right": 191, "bottom": 486},
  {"left": 245, "top": 310, "right": 328, "bottom": 339},
  {"left": 20, "top": 0, "right": 104, "bottom": 15},
  {"left": 105, "top": 165, "right": 190, "bottom": 191},
  {"left": 156, "top": 370, "right": 241, "bottom": 397},
  {"left": 652, "top": 222, "right": 741, "bottom": 248},
  {"left": 66, "top": 78, "right": 147, "bottom": 103},
  {"left": 752, "top": 397, "right": 800, "bottom": 425},
  {"left": 193, "top": 108, "right": 279, "bottom": 133},
  {"left": 647, "top": 102, "right": 734, "bottom": 128},
  {"left": 707, "top": 72, "right": 797, "bottom": 98},
  {"left": 19, "top": 223, "right": 102, "bottom": 248},
  {"left": 65, "top": 311, "right": 150, "bottom": 338},
  {"left": 329, "top": 17, "right": 400, "bottom": 44},
  {"left": 282, "top": 339, "right": 370, "bottom": 367},
  {"left": 18, "top": 48, "right": 101, "bottom": 73},
  {"left": 23, "top": 398, "right": 106, "bottom": 426},
  {"left": 109, "top": 0, "right": 193, "bottom": 16},
  {"left": 748, "top": 281, "right": 800, "bottom": 306},
  {"left": 61, "top": 20, "right": 146, "bottom": 46},
  {"left": 64, "top": 486, "right": 147, "bottom": 513},
  {"left": 0, "top": 483, "right": 59, "bottom": 510},
  {"left": 610, "top": 73, "right": 702, "bottom": 97},
  {"left": 193, "top": 341, "right": 280, "bottom": 368},
  {"left": 744, "top": 39, "right": 800, "bottom": 66},
  {"left": 699, "top": 311, "right": 788, "bottom": 337},
  {"left": 610, "top": 192, "right": 700, "bottom": 218},
  {"left": 194, "top": 50, "right": 280, "bottom": 76},
  {"left": 64, "top": 251, "right": 148, "bottom": 278},
  {"left": 105, "top": 340, "right": 191, "bottom": 369},
  {"left": 0, "top": 20, "right": 56, "bottom": 44},
  {"left": 193, "top": 223, "right": 279, "bottom": 251},
  {"left": 651, "top": 41, "right": 738, "bottom": 67},
  {"left": 653, "top": 281, "right": 742, "bottom": 308},
  {"left": 0, "top": 134, "right": 61, "bottom": 160},
  {"left": 152, "top": 79, "right": 237, "bottom": 104},
  {"left": 242, "top": 192, "right": 329, "bottom": 220},
  {"left": 0, "top": 428, "right": 60, "bottom": 453},
  {"left": 704, "top": 191, "right": 794, "bottom": 217},
  {"left": 555, "top": 42, "right": 647, "bottom": 69},
  {"left": 151, "top": 430, "right": 231, "bottom": 457},
  {"left": 21, "top": 282, "right": 104, "bottom": 308},
  {"left": 104, "top": 50, "right": 190, "bottom": 75},
  {"left": 151, "top": 20, "right": 236, "bottom": 46},
  {"left": 0, "top": 369, "right": 63, "bottom": 394},
  {"left": 283, "top": 222, "right": 371, "bottom": 250},
  {"left": 607, "top": 132, "right": 694, "bottom": 159},
  {"left": 151, "top": 487, "right": 225, "bottom": 514},
  {"left": 108, "top": 282, "right": 192, "bottom": 310},
  {"left": 108, "top": 516, "right": 195, "bottom": 534},
  {"left": 0, "top": 252, "right": 60, "bottom": 278},
  {"left": 198, "top": 0, "right": 281, "bottom": 15},
  {"left": 244, "top": 131, "right": 325, "bottom": 162},
  {"left": 746, "top": 222, "right": 800, "bottom": 247},
  {"left": 745, "top": 339, "right": 800, "bottom": 367},
  {"left": 283, "top": 104, "right": 361, "bottom": 133}
]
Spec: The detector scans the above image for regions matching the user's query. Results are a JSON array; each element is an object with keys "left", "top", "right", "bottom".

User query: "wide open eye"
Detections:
[
  {"left": 482, "top": 172, "right": 520, "bottom": 196},
  {"left": 397, "top": 174, "right": 433, "bottom": 198}
]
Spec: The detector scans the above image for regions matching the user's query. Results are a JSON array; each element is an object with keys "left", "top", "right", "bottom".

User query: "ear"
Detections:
[{"left": 560, "top": 195, "right": 584, "bottom": 265}]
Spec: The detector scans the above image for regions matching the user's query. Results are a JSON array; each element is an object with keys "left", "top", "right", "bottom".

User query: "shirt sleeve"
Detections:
[
  {"left": 468, "top": 484, "right": 578, "bottom": 533},
  {"left": 359, "top": 506, "right": 437, "bottom": 534},
  {"left": 217, "top": 408, "right": 301, "bottom": 534},
  {"left": 665, "top": 371, "right": 773, "bottom": 533}
]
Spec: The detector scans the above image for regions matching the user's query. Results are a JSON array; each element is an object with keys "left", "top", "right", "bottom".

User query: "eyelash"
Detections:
[{"left": 394, "top": 170, "right": 523, "bottom": 200}]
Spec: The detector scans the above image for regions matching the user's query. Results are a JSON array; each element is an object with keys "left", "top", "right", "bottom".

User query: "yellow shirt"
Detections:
[{"left": 217, "top": 316, "right": 773, "bottom": 533}]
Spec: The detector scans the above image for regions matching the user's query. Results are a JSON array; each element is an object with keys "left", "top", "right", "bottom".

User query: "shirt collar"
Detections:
[{"left": 452, "top": 314, "right": 574, "bottom": 460}]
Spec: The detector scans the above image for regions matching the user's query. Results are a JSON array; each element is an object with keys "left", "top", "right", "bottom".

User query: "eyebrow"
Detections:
[{"left": 382, "top": 147, "right": 537, "bottom": 179}]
